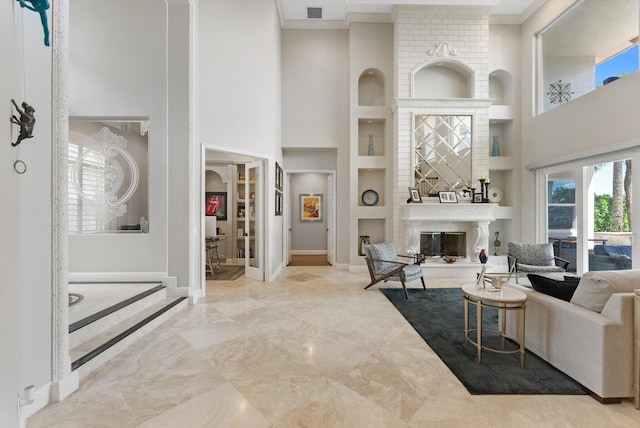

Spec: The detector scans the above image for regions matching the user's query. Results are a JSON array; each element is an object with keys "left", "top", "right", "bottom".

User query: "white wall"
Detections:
[
  {"left": 290, "top": 173, "right": 328, "bottom": 252},
  {"left": 281, "top": 30, "right": 349, "bottom": 149},
  {"left": 68, "top": 0, "right": 169, "bottom": 274},
  {"left": 519, "top": 0, "right": 640, "bottom": 241},
  {"left": 198, "top": 0, "right": 281, "bottom": 158},
  {"left": 0, "top": 3, "right": 53, "bottom": 426}
]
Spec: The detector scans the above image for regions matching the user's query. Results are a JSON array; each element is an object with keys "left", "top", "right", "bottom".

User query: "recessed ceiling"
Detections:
[{"left": 279, "top": 0, "right": 540, "bottom": 21}]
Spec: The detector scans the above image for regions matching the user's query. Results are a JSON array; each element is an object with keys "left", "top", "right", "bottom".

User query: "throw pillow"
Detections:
[
  {"left": 570, "top": 270, "right": 640, "bottom": 312},
  {"left": 527, "top": 274, "right": 580, "bottom": 302}
]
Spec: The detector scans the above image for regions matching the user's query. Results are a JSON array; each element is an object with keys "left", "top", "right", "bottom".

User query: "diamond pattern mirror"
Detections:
[{"left": 414, "top": 115, "right": 472, "bottom": 196}]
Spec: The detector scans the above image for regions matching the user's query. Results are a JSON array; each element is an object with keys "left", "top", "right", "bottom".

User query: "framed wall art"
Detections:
[
  {"left": 205, "top": 192, "right": 227, "bottom": 220},
  {"left": 300, "top": 193, "right": 322, "bottom": 221}
]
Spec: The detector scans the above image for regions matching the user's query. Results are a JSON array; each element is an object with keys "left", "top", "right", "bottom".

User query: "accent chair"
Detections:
[
  {"left": 507, "top": 242, "right": 569, "bottom": 282},
  {"left": 364, "top": 242, "right": 426, "bottom": 300}
]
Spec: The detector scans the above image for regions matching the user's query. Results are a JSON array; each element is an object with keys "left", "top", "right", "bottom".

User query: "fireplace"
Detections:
[
  {"left": 401, "top": 203, "right": 495, "bottom": 262},
  {"left": 420, "top": 232, "right": 466, "bottom": 258}
]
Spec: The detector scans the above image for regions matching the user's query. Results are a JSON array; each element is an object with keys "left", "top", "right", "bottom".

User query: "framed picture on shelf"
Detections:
[
  {"left": 408, "top": 186, "right": 422, "bottom": 203},
  {"left": 205, "top": 192, "right": 227, "bottom": 220},
  {"left": 438, "top": 191, "right": 458, "bottom": 203},
  {"left": 473, "top": 193, "right": 483, "bottom": 203},
  {"left": 300, "top": 194, "right": 322, "bottom": 221}
]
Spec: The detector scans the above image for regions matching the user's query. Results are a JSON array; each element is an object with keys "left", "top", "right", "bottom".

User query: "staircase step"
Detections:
[
  {"left": 69, "top": 284, "right": 167, "bottom": 349},
  {"left": 71, "top": 296, "right": 188, "bottom": 379}
]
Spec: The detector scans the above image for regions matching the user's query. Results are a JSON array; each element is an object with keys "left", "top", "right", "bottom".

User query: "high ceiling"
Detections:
[{"left": 279, "top": 0, "right": 541, "bottom": 21}]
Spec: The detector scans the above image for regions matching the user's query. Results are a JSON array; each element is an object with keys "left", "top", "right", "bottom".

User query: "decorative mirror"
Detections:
[
  {"left": 414, "top": 114, "right": 472, "bottom": 196},
  {"left": 68, "top": 118, "right": 149, "bottom": 233}
]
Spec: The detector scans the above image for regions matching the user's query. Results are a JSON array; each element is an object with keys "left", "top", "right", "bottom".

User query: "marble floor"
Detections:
[{"left": 29, "top": 267, "right": 640, "bottom": 427}]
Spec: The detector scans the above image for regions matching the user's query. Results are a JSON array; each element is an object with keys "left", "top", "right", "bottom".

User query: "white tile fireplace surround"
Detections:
[{"left": 402, "top": 202, "right": 496, "bottom": 263}]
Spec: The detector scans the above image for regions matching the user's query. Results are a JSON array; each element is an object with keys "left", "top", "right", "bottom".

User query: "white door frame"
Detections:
[
  {"left": 284, "top": 170, "right": 336, "bottom": 266},
  {"left": 200, "top": 144, "right": 271, "bottom": 296}
]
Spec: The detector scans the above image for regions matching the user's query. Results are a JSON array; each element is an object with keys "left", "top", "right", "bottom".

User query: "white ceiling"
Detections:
[{"left": 279, "top": 0, "right": 540, "bottom": 21}]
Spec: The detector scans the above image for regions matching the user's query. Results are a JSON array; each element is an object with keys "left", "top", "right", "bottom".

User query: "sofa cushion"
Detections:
[
  {"left": 593, "top": 245, "right": 632, "bottom": 258},
  {"left": 570, "top": 269, "right": 640, "bottom": 312},
  {"left": 527, "top": 274, "right": 580, "bottom": 302}
]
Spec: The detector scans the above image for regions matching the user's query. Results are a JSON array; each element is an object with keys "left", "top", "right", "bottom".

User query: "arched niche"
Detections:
[
  {"left": 412, "top": 60, "right": 474, "bottom": 98},
  {"left": 489, "top": 69, "right": 514, "bottom": 105},
  {"left": 358, "top": 68, "right": 385, "bottom": 106}
]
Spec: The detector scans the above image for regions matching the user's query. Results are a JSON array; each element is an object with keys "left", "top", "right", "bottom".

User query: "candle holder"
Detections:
[{"left": 478, "top": 178, "right": 489, "bottom": 203}]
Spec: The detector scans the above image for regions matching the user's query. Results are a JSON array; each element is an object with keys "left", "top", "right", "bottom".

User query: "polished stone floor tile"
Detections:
[{"left": 28, "top": 266, "right": 640, "bottom": 427}]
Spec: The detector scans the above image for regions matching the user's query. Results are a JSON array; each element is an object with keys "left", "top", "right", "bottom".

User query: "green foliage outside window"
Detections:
[{"left": 594, "top": 194, "right": 629, "bottom": 232}]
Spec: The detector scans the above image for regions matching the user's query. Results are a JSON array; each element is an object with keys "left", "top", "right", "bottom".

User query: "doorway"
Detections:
[
  {"left": 285, "top": 171, "right": 336, "bottom": 266},
  {"left": 202, "top": 147, "right": 267, "bottom": 294}
]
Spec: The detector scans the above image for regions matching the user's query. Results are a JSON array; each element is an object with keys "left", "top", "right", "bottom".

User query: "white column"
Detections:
[{"left": 51, "top": 0, "right": 79, "bottom": 401}]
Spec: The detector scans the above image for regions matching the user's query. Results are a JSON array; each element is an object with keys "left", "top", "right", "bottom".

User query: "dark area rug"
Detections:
[
  {"left": 380, "top": 287, "right": 586, "bottom": 395},
  {"left": 206, "top": 265, "right": 245, "bottom": 281}
]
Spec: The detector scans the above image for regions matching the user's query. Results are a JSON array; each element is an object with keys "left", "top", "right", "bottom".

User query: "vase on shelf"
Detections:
[
  {"left": 359, "top": 235, "right": 371, "bottom": 256},
  {"left": 491, "top": 136, "right": 500, "bottom": 157},
  {"left": 479, "top": 249, "right": 488, "bottom": 264},
  {"left": 367, "top": 134, "right": 374, "bottom": 156}
]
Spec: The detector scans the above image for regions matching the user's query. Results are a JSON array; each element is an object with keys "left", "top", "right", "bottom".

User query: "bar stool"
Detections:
[{"left": 206, "top": 238, "right": 222, "bottom": 274}]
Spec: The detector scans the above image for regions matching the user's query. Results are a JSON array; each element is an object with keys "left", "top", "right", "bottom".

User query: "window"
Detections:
[
  {"left": 540, "top": 154, "right": 635, "bottom": 274},
  {"left": 538, "top": 0, "right": 639, "bottom": 113},
  {"left": 68, "top": 119, "right": 149, "bottom": 233},
  {"left": 68, "top": 142, "right": 106, "bottom": 233}
]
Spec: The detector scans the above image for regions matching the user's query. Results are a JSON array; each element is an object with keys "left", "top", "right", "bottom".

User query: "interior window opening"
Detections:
[{"left": 538, "top": 0, "right": 639, "bottom": 113}]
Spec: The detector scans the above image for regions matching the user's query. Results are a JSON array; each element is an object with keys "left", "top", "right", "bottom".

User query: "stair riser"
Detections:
[
  {"left": 70, "top": 288, "right": 168, "bottom": 349},
  {"left": 75, "top": 298, "right": 188, "bottom": 379}
]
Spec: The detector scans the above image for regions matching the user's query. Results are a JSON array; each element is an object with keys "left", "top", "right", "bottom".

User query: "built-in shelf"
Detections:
[
  {"left": 357, "top": 156, "right": 387, "bottom": 169},
  {"left": 356, "top": 206, "right": 388, "bottom": 218},
  {"left": 358, "top": 168, "right": 385, "bottom": 207},
  {"left": 355, "top": 106, "right": 388, "bottom": 118},
  {"left": 489, "top": 156, "right": 513, "bottom": 170},
  {"left": 358, "top": 218, "right": 386, "bottom": 245},
  {"left": 488, "top": 105, "right": 514, "bottom": 121},
  {"left": 358, "top": 118, "right": 385, "bottom": 156}
]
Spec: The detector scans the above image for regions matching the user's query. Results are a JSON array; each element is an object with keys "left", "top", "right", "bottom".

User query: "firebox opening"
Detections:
[{"left": 420, "top": 232, "right": 466, "bottom": 258}]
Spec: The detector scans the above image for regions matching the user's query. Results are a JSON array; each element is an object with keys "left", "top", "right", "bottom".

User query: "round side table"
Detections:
[{"left": 461, "top": 283, "right": 527, "bottom": 368}]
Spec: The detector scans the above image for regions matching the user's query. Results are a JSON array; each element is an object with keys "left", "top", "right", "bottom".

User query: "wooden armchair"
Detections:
[{"left": 364, "top": 242, "right": 426, "bottom": 300}]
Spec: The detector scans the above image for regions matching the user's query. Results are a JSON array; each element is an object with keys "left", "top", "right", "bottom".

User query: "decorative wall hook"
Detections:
[
  {"left": 10, "top": 99, "right": 36, "bottom": 147},
  {"left": 16, "top": 0, "right": 50, "bottom": 47}
]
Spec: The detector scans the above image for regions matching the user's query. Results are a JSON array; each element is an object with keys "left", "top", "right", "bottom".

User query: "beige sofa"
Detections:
[{"left": 503, "top": 270, "right": 639, "bottom": 402}]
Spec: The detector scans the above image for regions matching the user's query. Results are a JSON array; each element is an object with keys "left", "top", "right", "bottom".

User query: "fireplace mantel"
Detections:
[
  {"left": 402, "top": 202, "right": 496, "bottom": 262},
  {"left": 402, "top": 202, "right": 496, "bottom": 222}
]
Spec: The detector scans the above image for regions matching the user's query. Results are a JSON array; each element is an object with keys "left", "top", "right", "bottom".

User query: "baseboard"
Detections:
[
  {"left": 334, "top": 263, "right": 350, "bottom": 270},
  {"left": 291, "top": 250, "right": 327, "bottom": 255},
  {"left": 349, "top": 265, "right": 368, "bottom": 273},
  {"left": 50, "top": 372, "right": 79, "bottom": 402},
  {"left": 24, "top": 372, "right": 80, "bottom": 426},
  {"left": 69, "top": 272, "right": 168, "bottom": 283}
]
